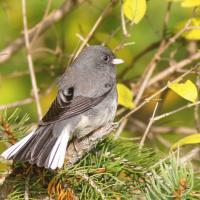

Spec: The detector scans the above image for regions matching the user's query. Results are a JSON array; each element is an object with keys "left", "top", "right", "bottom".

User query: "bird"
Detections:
[{"left": 1, "top": 45, "right": 124, "bottom": 170}]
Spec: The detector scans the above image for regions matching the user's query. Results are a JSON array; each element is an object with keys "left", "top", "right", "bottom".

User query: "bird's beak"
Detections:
[{"left": 112, "top": 58, "right": 124, "bottom": 65}]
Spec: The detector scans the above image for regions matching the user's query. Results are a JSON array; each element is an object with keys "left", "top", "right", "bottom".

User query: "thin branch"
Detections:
[
  {"left": 162, "top": 2, "right": 172, "bottom": 38},
  {"left": 0, "top": 98, "right": 33, "bottom": 110},
  {"left": 24, "top": 174, "right": 30, "bottom": 200},
  {"left": 180, "top": 147, "right": 200, "bottom": 164},
  {"left": 76, "top": 33, "right": 90, "bottom": 46},
  {"left": 76, "top": 172, "right": 106, "bottom": 200},
  {"left": 130, "top": 119, "right": 196, "bottom": 135},
  {"left": 119, "top": 41, "right": 160, "bottom": 79},
  {"left": 153, "top": 101, "right": 200, "bottom": 122},
  {"left": 0, "top": 76, "right": 57, "bottom": 111},
  {"left": 120, "top": 0, "right": 129, "bottom": 37},
  {"left": 194, "top": 72, "right": 200, "bottom": 132},
  {"left": 30, "top": 0, "right": 52, "bottom": 46},
  {"left": 118, "top": 65, "right": 198, "bottom": 124},
  {"left": 134, "top": 40, "right": 166, "bottom": 105},
  {"left": 22, "top": 0, "right": 42, "bottom": 120},
  {"left": 72, "top": 0, "right": 116, "bottom": 61},
  {"left": 134, "top": 18, "right": 192, "bottom": 105},
  {"left": 148, "top": 51, "right": 200, "bottom": 87},
  {"left": 0, "top": 0, "right": 84, "bottom": 65},
  {"left": 156, "top": 135, "right": 172, "bottom": 148},
  {"left": 114, "top": 118, "right": 128, "bottom": 140},
  {"left": 139, "top": 102, "right": 159, "bottom": 149},
  {"left": 113, "top": 41, "right": 135, "bottom": 52}
]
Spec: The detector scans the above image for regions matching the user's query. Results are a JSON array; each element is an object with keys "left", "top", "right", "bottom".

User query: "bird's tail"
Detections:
[{"left": 1, "top": 125, "right": 71, "bottom": 170}]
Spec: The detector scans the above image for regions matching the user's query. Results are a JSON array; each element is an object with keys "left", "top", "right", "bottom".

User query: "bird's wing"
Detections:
[{"left": 40, "top": 86, "right": 112, "bottom": 125}]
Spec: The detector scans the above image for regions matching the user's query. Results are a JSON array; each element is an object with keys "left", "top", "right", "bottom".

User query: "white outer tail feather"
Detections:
[
  {"left": 46, "top": 125, "right": 70, "bottom": 170},
  {"left": 1, "top": 130, "right": 35, "bottom": 159},
  {"left": 1, "top": 125, "right": 70, "bottom": 170}
]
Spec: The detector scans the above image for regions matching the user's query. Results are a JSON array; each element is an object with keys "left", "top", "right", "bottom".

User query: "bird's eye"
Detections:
[{"left": 102, "top": 55, "right": 110, "bottom": 63}]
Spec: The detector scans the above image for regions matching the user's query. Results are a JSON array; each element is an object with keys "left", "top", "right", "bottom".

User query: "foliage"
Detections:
[
  {"left": 171, "top": 134, "right": 200, "bottom": 149},
  {"left": 168, "top": 80, "right": 198, "bottom": 103},
  {"left": 50, "top": 139, "right": 161, "bottom": 199},
  {"left": 171, "top": 0, "right": 200, "bottom": 7},
  {"left": 145, "top": 154, "right": 199, "bottom": 200},
  {"left": 0, "top": 108, "right": 30, "bottom": 145},
  {"left": 123, "top": 0, "right": 147, "bottom": 24},
  {"left": 2, "top": 139, "right": 162, "bottom": 199},
  {"left": 175, "top": 18, "right": 200, "bottom": 41},
  {"left": 117, "top": 83, "right": 135, "bottom": 109}
]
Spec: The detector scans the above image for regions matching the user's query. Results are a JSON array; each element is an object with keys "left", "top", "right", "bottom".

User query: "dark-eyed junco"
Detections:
[{"left": 1, "top": 45, "right": 124, "bottom": 170}]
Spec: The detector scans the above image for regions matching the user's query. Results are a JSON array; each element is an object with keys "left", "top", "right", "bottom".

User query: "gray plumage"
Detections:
[{"left": 1, "top": 45, "right": 123, "bottom": 170}]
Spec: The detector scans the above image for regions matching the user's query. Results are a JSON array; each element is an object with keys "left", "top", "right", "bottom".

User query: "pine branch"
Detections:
[
  {"left": 0, "top": 108, "right": 30, "bottom": 145},
  {"left": 0, "top": 110, "right": 162, "bottom": 199},
  {"left": 145, "top": 153, "right": 200, "bottom": 200},
  {"left": 0, "top": 110, "right": 200, "bottom": 200}
]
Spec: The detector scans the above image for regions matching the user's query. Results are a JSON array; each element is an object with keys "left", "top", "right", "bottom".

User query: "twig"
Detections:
[
  {"left": 102, "top": 22, "right": 129, "bottom": 46},
  {"left": 134, "top": 40, "right": 165, "bottom": 105},
  {"left": 194, "top": 72, "right": 200, "bottom": 132},
  {"left": 0, "top": 78, "right": 56, "bottom": 111},
  {"left": 119, "top": 41, "right": 160, "bottom": 78},
  {"left": 180, "top": 147, "right": 200, "bottom": 164},
  {"left": 114, "top": 118, "right": 128, "bottom": 140},
  {"left": 118, "top": 65, "right": 198, "bottom": 124},
  {"left": 73, "top": 0, "right": 116, "bottom": 61},
  {"left": 120, "top": 0, "right": 129, "bottom": 37},
  {"left": 162, "top": 2, "right": 172, "bottom": 38},
  {"left": 133, "top": 4, "right": 174, "bottom": 105},
  {"left": 0, "top": 98, "right": 33, "bottom": 110},
  {"left": 24, "top": 173, "right": 30, "bottom": 200},
  {"left": 134, "top": 18, "right": 193, "bottom": 105},
  {"left": 0, "top": 0, "right": 84, "bottom": 65},
  {"left": 148, "top": 52, "right": 200, "bottom": 87},
  {"left": 139, "top": 102, "right": 159, "bottom": 149},
  {"left": 153, "top": 101, "right": 200, "bottom": 122},
  {"left": 30, "top": 0, "right": 52, "bottom": 46},
  {"left": 76, "top": 33, "right": 90, "bottom": 46},
  {"left": 156, "top": 135, "right": 172, "bottom": 148},
  {"left": 130, "top": 119, "right": 196, "bottom": 135},
  {"left": 113, "top": 41, "right": 135, "bottom": 52},
  {"left": 76, "top": 172, "right": 106, "bottom": 200},
  {"left": 22, "top": 0, "right": 42, "bottom": 120}
]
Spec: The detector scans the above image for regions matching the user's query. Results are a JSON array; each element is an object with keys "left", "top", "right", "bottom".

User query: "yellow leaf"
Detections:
[
  {"left": 181, "top": 0, "right": 200, "bottom": 7},
  {"left": 175, "top": 18, "right": 200, "bottom": 40},
  {"left": 170, "top": 0, "right": 200, "bottom": 7},
  {"left": 168, "top": 80, "right": 198, "bottom": 103},
  {"left": 117, "top": 83, "right": 135, "bottom": 109},
  {"left": 123, "top": 0, "right": 147, "bottom": 24},
  {"left": 171, "top": 134, "right": 200, "bottom": 150}
]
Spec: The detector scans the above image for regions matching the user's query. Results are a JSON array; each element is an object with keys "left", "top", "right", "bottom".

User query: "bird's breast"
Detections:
[{"left": 74, "top": 90, "right": 117, "bottom": 139}]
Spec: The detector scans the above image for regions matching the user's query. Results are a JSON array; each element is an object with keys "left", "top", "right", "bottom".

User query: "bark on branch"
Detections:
[{"left": 0, "top": 0, "right": 85, "bottom": 65}]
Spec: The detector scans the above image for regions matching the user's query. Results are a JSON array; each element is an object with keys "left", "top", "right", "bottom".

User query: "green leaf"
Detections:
[
  {"left": 175, "top": 18, "right": 200, "bottom": 40},
  {"left": 123, "top": 0, "right": 147, "bottom": 24},
  {"left": 117, "top": 83, "right": 135, "bottom": 109},
  {"left": 181, "top": 0, "right": 200, "bottom": 7},
  {"left": 171, "top": 134, "right": 200, "bottom": 149},
  {"left": 168, "top": 80, "right": 198, "bottom": 103}
]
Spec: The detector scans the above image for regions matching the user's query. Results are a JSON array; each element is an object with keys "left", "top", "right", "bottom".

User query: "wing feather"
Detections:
[{"left": 40, "top": 86, "right": 111, "bottom": 125}]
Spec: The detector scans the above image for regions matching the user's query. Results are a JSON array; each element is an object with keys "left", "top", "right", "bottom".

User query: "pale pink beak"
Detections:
[{"left": 112, "top": 58, "right": 124, "bottom": 65}]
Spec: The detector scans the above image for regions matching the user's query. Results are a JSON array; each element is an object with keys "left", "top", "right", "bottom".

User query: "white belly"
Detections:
[{"left": 75, "top": 98, "right": 117, "bottom": 139}]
